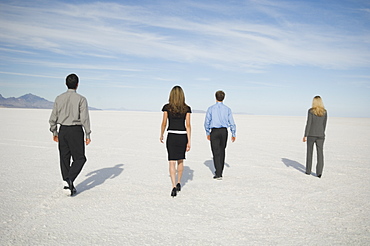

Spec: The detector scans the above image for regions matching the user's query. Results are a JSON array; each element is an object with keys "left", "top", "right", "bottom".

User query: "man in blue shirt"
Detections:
[{"left": 204, "top": 90, "right": 236, "bottom": 180}]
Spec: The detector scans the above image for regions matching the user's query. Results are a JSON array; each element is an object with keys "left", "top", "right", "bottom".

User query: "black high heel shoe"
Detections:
[
  {"left": 176, "top": 183, "right": 181, "bottom": 192},
  {"left": 171, "top": 187, "right": 177, "bottom": 197}
]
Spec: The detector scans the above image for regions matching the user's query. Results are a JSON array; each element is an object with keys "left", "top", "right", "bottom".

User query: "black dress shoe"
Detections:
[
  {"left": 66, "top": 178, "right": 77, "bottom": 196},
  {"left": 317, "top": 174, "right": 322, "bottom": 178},
  {"left": 176, "top": 183, "right": 181, "bottom": 192},
  {"left": 305, "top": 172, "right": 310, "bottom": 175},
  {"left": 213, "top": 175, "right": 222, "bottom": 180},
  {"left": 171, "top": 187, "right": 177, "bottom": 197}
]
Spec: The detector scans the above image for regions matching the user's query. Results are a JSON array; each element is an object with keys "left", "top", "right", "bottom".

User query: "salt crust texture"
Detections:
[{"left": 0, "top": 108, "right": 369, "bottom": 245}]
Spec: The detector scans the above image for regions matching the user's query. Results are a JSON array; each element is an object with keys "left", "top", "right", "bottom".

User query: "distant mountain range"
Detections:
[
  {"left": 0, "top": 93, "right": 100, "bottom": 110},
  {"left": 0, "top": 93, "right": 209, "bottom": 113}
]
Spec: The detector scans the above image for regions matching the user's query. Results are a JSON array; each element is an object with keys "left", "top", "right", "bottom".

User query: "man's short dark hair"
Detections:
[
  {"left": 66, "top": 74, "right": 79, "bottom": 89},
  {"left": 215, "top": 90, "right": 225, "bottom": 101}
]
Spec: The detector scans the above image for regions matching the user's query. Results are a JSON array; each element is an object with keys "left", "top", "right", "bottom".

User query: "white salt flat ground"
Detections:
[{"left": 0, "top": 108, "right": 369, "bottom": 245}]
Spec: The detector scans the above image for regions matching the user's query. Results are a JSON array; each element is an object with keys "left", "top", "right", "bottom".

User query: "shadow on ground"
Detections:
[
  {"left": 181, "top": 166, "right": 194, "bottom": 187},
  {"left": 282, "top": 158, "right": 313, "bottom": 174},
  {"left": 203, "top": 159, "right": 230, "bottom": 175},
  {"left": 75, "top": 164, "right": 124, "bottom": 194}
]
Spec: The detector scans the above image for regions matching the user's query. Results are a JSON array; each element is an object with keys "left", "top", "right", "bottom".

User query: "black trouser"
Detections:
[
  {"left": 58, "top": 125, "right": 86, "bottom": 182},
  {"left": 210, "top": 128, "right": 228, "bottom": 177}
]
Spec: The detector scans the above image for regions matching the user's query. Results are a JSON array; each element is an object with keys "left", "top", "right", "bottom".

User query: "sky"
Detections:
[{"left": 0, "top": 0, "right": 369, "bottom": 117}]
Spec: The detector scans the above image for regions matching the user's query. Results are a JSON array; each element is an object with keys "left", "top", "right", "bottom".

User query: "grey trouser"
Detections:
[{"left": 306, "top": 136, "right": 325, "bottom": 176}]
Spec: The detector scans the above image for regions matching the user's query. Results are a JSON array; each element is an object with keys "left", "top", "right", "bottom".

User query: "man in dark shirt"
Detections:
[{"left": 49, "top": 74, "right": 91, "bottom": 196}]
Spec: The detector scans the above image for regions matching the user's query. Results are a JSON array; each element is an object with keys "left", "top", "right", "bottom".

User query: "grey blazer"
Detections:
[{"left": 304, "top": 109, "right": 327, "bottom": 137}]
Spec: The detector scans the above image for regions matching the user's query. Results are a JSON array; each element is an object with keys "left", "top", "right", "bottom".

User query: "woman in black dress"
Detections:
[
  {"left": 303, "top": 96, "right": 327, "bottom": 178},
  {"left": 160, "top": 86, "right": 191, "bottom": 197}
]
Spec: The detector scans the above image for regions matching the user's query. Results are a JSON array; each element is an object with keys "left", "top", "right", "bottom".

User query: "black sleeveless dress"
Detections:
[{"left": 162, "top": 104, "right": 191, "bottom": 160}]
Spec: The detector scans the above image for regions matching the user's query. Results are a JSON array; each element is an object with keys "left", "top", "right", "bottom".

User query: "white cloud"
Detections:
[
  {"left": 1, "top": 1, "right": 369, "bottom": 71},
  {"left": 0, "top": 55, "right": 142, "bottom": 72},
  {"left": 0, "top": 71, "right": 62, "bottom": 79}
]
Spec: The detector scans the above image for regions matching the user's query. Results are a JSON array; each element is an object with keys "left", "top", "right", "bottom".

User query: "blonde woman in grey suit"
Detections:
[{"left": 303, "top": 96, "right": 327, "bottom": 178}]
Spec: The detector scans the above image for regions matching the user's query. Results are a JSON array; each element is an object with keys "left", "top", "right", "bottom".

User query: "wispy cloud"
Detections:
[
  {"left": 0, "top": 71, "right": 62, "bottom": 79},
  {"left": 359, "top": 8, "right": 370, "bottom": 13},
  {"left": 0, "top": 0, "right": 369, "bottom": 72},
  {"left": 0, "top": 47, "right": 35, "bottom": 55},
  {"left": 0, "top": 55, "right": 143, "bottom": 72},
  {"left": 196, "top": 78, "right": 211, "bottom": 81}
]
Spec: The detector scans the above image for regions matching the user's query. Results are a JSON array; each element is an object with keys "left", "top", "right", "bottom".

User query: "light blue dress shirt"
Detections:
[{"left": 204, "top": 102, "right": 236, "bottom": 137}]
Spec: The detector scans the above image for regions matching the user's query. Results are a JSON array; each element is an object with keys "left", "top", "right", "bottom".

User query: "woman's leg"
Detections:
[
  {"left": 316, "top": 138, "right": 325, "bottom": 177},
  {"left": 306, "top": 137, "right": 315, "bottom": 174},
  {"left": 169, "top": 161, "right": 177, "bottom": 188},
  {"left": 177, "top": 159, "right": 184, "bottom": 184}
]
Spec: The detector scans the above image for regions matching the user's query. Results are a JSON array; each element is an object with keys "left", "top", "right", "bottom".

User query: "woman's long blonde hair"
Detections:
[
  {"left": 168, "top": 86, "right": 188, "bottom": 114},
  {"left": 310, "top": 96, "right": 326, "bottom": 117}
]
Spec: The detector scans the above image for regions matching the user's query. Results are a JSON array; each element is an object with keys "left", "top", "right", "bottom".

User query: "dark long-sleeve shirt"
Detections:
[
  {"left": 304, "top": 109, "right": 327, "bottom": 137},
  {"left": 49, "top": 89, "right": 91, "bottom": 139}
]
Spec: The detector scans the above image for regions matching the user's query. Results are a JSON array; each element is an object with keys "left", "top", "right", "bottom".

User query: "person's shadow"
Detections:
[
  {"left": 203, "top": 159, "right": 230, "bottom": 175},
  {"left": 75, "top": 164, "right": 124, "bottom": 194},
  {"left": 181, "top": 166, "right": 194, "bottom": 188},
  {"left": 282, "top": 158, "right": 313, "bottom": 175}
]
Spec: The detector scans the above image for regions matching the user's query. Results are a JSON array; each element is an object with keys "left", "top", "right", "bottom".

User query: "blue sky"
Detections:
[{"left": 0, "top": 0, "right": 369, "bottom": 117}]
